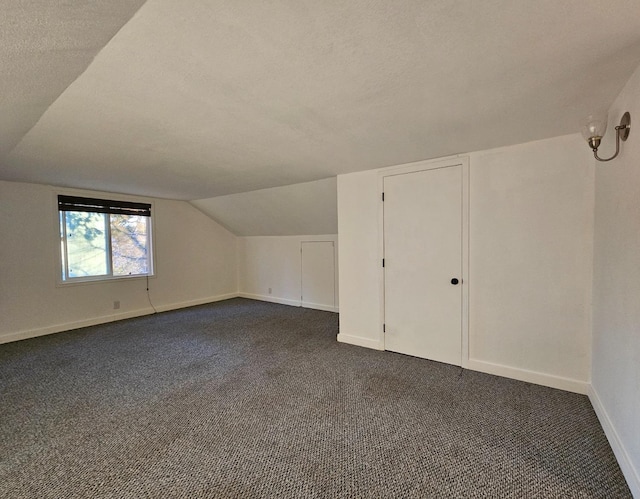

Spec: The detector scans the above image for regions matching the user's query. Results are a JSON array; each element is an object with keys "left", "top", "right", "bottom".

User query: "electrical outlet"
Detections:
[
  {"left": 268, "top": 288, "right": 272, "bottom": 295},
  {"left": 113, "top": 300, "right": 120, "bottom": 310}
]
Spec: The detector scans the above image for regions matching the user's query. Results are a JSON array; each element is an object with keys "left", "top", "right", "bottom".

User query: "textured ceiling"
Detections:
[
  {"left": 192, "top": 178, "right": 337, "bottom": 236},
  {"left": 0, "top": 0, "right": 146, "bottom": 159},
  {"left": 1, "top": 0, "right": 640, "bottom": 200}
]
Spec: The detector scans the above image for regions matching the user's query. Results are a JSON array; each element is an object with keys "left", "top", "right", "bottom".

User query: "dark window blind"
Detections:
[{"left": 58, "top": 195, "right": 151, "bottom": 217}]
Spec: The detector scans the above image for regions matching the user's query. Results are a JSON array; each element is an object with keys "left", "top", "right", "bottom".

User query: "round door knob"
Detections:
[{"left": 451, "top": 278, "right": 460, "bottom": 285}]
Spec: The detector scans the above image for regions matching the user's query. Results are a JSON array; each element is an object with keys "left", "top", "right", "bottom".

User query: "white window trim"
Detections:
[{"left": 54, "top": 190, "right": 156, "bottom": 286}]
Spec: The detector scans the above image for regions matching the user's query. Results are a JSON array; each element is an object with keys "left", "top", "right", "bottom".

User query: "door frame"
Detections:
[{"left": 377, "top": 156, "right": 470, "bottom": 368}]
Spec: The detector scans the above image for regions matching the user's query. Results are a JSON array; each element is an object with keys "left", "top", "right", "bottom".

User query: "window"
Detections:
[{"left": 58, "top": 195, "right": 153, "bottom": 282}]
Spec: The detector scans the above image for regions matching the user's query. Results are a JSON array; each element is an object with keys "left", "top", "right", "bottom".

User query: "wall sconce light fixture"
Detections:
[{"left": 581, "top": 112, "right": 631, "bottom": 162}]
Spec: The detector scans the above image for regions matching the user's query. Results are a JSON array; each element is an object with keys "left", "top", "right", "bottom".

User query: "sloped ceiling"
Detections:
[
  {"left": 0, "top": 0, "right": 640, "bottom": 200},
  {"left": 1, "top": 0, "right": 639, "bottom": 204},
  {"left": 0, "top": 0, "right": 147, "bottom": 160},
  {"left": 192, "top": 178, "right": 337, "bottom": 236}
]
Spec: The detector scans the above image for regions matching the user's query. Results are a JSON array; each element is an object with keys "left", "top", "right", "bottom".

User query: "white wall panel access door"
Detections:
[
  {"left": 383, "top": 165, "right": 462, "bottom": 366},
  {"left": 301, "top": 241, "right": 336, "bottom": 312}
]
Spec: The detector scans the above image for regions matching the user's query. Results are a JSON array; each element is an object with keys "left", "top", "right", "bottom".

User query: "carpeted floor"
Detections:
[{"left": 0, "top": 298, "right": 631, "bottom": 498}]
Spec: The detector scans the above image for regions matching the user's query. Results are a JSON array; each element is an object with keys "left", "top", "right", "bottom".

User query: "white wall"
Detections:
[
  {"left": 337, "top": 134, "right": 594, "bottom": 392},
  {"left": 591, "top": 62, "right": 640, "bottom": 497},
  {"left": 238, "top": 235, "right": 338, "bottom": 312},
  {"left": 468, "top": 136, "right": 594, "bottom": 391},
  {"left": 0, "top": 181, "right": 238, "bottom": 343},
  {"left": 337, "top": 170, "right": 385, "bottom": 350}
]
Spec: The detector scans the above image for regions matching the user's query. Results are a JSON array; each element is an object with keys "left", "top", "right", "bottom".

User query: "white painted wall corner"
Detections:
[{"left": 589, "top": 386, "right": 640, "bottom": 498}]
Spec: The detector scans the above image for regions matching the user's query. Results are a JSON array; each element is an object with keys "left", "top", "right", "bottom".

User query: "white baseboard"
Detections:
[
  {"left": 153, "top": 292, "right": 239, "bottom": 313},
  {"left": 466, "top": 359, "right": 589, "bottom": 394},
  {"left": 235, "top": 293, "right": 340, "bottom": 313},
  {"left": 589, "top": 385, "right": 640, "bottom": 497},
  {"left": 0, "top": 292, "right": 240, "bottom": 345},
  {"left": 0, "top": 307, "right": 155, "bottom": 344},
  {"left": 238, "top": 292, "right": 301, "bottom": 308},
  {"left": 301, "top": 301, "right": 339, "bottom": 313},
  {"left": 337, "top": 333, "right": 384, "bottom": 350}
]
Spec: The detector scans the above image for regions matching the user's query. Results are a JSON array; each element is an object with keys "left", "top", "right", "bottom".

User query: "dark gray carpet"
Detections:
[{"left": 0, "top": 298, "right": 631, "bottom": 498}]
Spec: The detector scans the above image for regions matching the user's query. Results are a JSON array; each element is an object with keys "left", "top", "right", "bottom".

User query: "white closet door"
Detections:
[
  {"left": 301, "top": 241, "right": 335, "bottom": 311},
  {"left": 384, "top": 166, "right": 462, "bottom": 366}
]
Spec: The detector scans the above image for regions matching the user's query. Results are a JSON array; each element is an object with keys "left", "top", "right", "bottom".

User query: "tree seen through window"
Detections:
[{"left": 59, "top": 196, "right": 152, "bottom": 281}]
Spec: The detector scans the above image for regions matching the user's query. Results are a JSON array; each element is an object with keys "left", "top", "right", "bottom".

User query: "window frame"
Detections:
[{"left": 55, "top": 192, "right": 155, "bottom": 285}]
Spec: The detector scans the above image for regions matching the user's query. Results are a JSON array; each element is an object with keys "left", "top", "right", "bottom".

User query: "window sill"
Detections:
[{"left": 56, "top": 273, "right": 156, "bottom": 288}]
